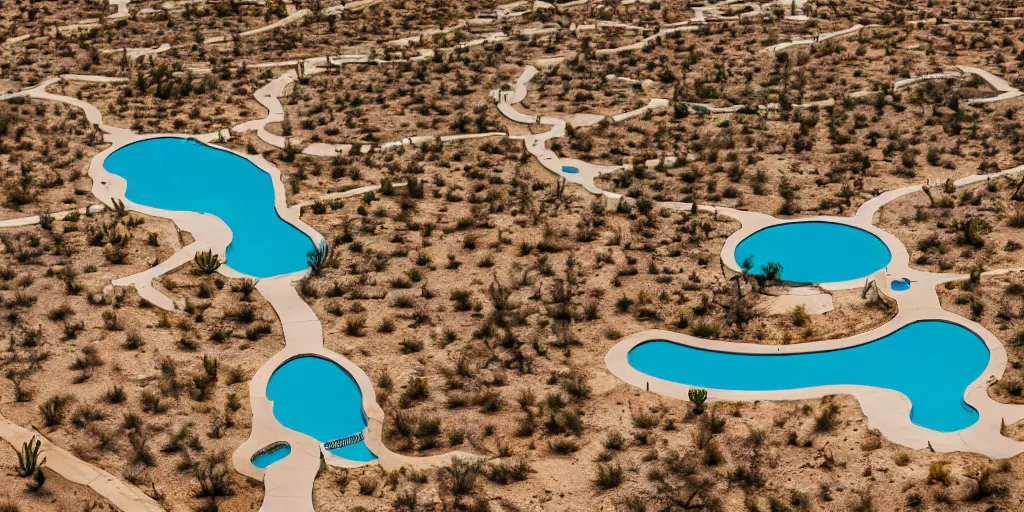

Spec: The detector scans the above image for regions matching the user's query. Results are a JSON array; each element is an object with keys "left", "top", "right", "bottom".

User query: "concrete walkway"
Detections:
[
  {"left": 595, "top": 24, "right": 698, "bottom": 55},
  {"left": 768, "top": 23, "right": 868, "bottom": 52},
  {"left": 893, "top": 70, "right": 965, "bottom": 90},
  {"left": 100, "top": 43, "right": 172, "bottom": 60},
  {"left": 957, "top": 65, "right": 1024, "bottom": 105},
  {"left": 233, "top": 45, "right": 510, "bottom": 156},
  {"left": 0, "top": 204, "right": 105, "bottom": 227},
  {"left": 491, "top": 65, "right": 678, "bottom": 198}
]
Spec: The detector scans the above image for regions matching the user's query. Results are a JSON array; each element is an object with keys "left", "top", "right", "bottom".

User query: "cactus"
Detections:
[
  {"left": 688, "top": 388, "right": 708, "bottom": 415},
  {"left": 111, "top": 198, "right": 127, "bottom": 217},
  {"left": 17, "top": 436, "right": 45, "bottom": 477},
  {"left": 194, "top": 249, "right": 221, "bottom": 274}
]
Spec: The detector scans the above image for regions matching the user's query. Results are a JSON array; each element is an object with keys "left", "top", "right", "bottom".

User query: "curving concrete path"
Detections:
[
  {"left": 893, "top": 70, "right": 965, "bottom": 90},
  {"left": 957, "top": 65, "right": 1024, "bottom": 105},
  {"left": 232, "top": 38, "right": 511, "bottom": 157},
  {"left": 490, "top": 65, "right": 679, "bottom": 197},
  {"left": 0, "top": 76, "right": 170, "bottom": 512},
  {"left": 100, "top": 43, "right": 172, "bottom": 60},
  {"left": 595, "top": 24, "right": 698, "bottom": 55},
  {"left": 0, "top": 204, "right": 105, "bottom": 227},
  {"left": 0, "top": 411, "right": 162, "bottom": 511},
  {"left": 768, "top": 23, "right": 868, "bottom": 53}
]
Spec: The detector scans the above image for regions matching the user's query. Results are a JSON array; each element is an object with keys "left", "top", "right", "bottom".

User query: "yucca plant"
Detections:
[
  {"left": 688, "top": 388, "right": 708, "bottom": 415},
  {"left": 307, "top": 240, "right": 330, "bottom": 275},
  {"left": 194, "top": 250, "right": 221, "bottom": 274},
  {"left": 17, "top": 437, "right": 45, "bottom": 477}
]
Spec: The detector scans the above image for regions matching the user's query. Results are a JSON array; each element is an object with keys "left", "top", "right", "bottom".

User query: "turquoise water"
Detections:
[
  {"left": 562, "top": 166, "right": 579, "bottom": 174},
  {"left": 734, "top": 221, "right": 891, "bottom": 284},
  {"left": 627, "top": 321, "right": 988, "bottom": 432},
  {"left": 891, "top": 278, "right": 912, "bottom": 291},
  {"left": 103, "top": 137, "right": 315, "bottom": 278},
  {"left": 266, "top": 356, "right": 376, "bottom": 462},
  {"left": 251, "top": 443, "right": 291, "bottom": 468}
]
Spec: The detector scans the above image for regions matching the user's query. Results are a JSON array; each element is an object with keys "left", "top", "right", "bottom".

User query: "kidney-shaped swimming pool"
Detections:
[
  {"left": 627, "top": 320, "right": 989, "bottom": 432},
  {"left": 103, "top": 137, "right": 315, "bottom": 278}
]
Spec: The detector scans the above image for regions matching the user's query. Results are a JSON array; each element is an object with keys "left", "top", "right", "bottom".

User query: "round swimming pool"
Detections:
[
  {"left": 734, "top": 221, "right": 892, "bottom": 284},
  {"left": 561, "top": 165, "right": 580, "bottom": 174}
]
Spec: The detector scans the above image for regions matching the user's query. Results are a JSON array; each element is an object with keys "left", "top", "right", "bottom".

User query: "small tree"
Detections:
[{"left": 688, "top": 388, "right": 708, "bottom": 415}]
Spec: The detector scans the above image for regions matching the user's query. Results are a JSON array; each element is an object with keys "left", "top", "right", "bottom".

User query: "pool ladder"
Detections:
[{"left": 323, "top": 432, "right": 365, "bottom": 451}]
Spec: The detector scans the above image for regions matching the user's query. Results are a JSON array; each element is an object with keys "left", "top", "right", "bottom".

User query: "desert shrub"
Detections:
[{"left": 594, "top": 463, "right": 624, "bottom": 489}]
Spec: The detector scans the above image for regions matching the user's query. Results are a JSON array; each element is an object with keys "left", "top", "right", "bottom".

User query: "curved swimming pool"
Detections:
[
  {"left": 734, "top": 221, "right": 891, "bottom": 284},
  {"left": 266, "top": 355, "right": 376, "bottom": 462},
  {"left": 103, "top": 137, "right": 315, "bottom": 278},
  {"left": 627, "top": 320, "right": 989, "bottom": 432}
]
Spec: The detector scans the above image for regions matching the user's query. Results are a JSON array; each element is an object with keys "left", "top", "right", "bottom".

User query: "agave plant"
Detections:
[
  {"left": 307, "top": 239, "right": 330, "bottom": 275},
  {"left": 17, "top": 436, "right": 45, "bottom": 477},
  {"left": 688, "top": 388, "right": 708, "bottom": 415},
  {"left": 194, "top": 249, "right": 221, "bottom": 274}
]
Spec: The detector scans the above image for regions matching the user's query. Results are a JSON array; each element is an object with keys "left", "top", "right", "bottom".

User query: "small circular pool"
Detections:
[
  {"left": 734, "top": 221, "right": 892, "bottom": 284},
  {"left": 561, "top": 165, "right": 579, "bottom": 174},
  {"left": 890, "top": 278, "right": 911, "bottom": 291}
]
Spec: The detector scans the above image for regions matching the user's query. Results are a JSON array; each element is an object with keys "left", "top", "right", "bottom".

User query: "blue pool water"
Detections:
[
  {"left": 251, "top": 443, "right": 291, "bottom": 468},
  {"left": 103, "top": 137, "right": 315, "bottom": 278},
  {"left": 891, "top": 278, "right": 912, "bottom": 291},
  {"left": 266, "top": 356, "right": 376, "bottom": 462},
  {"left": 734, "top": 221, "right": 891, "bottom": 284},
  {"left": 627, "top": 321, "right": 989, "bottom": 432},
  {"left": 561, "top": 166, "right": 579, "bottom": 174}
]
